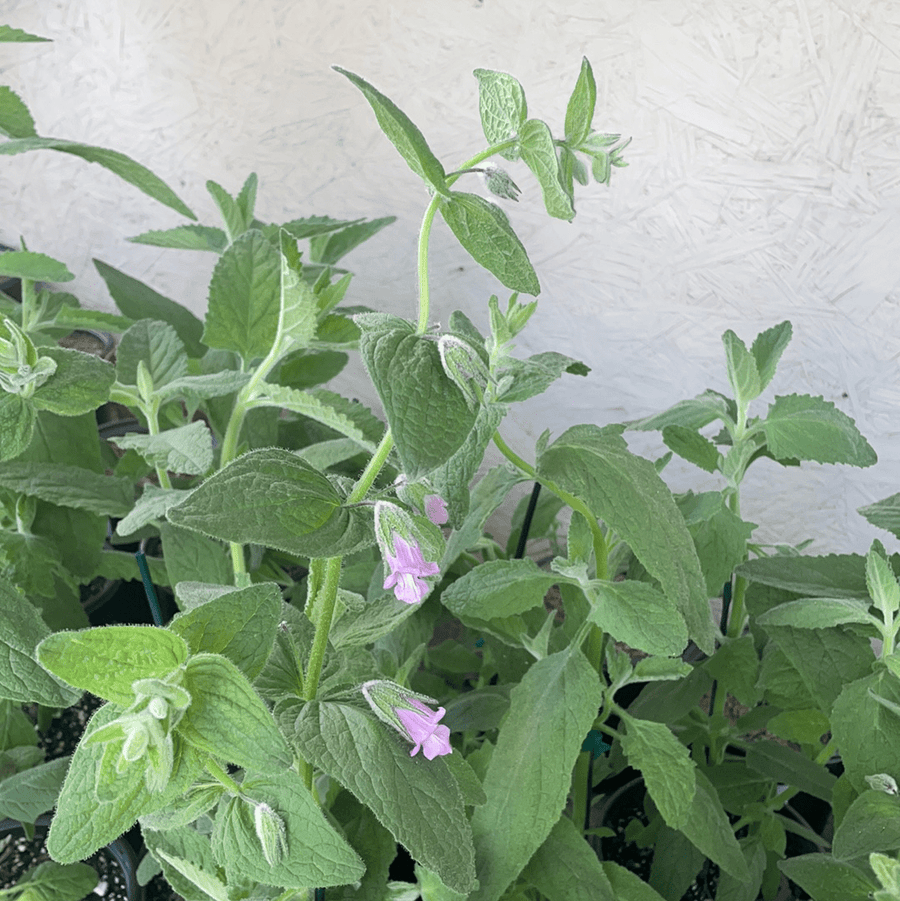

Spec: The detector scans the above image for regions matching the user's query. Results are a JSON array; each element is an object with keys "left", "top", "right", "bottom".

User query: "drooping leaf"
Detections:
[
  {"left": 756, "top": 597, "right": 879, "bottom": 631},
  {"left": 662, "top": 425, "right": 720, "bottom": 473},
  {"left": 359, "top": 326, "right": 477, "bottom": 478},
  {"left": 94, "top": 260, "right": 205, "bottom": 357},
  {"left": 737, "top": 553, "right": 870, "bottom": 599},
  {"left": 439, "top": 192, "right": 540, "bottom": 295},
  {"left": 762, "top": 394, "right": 876, "bottom": 466},
  {"left": 537, "top": 424, "right": 715, "bottom": 654},
  {"left": 333, "top": 67, "right": 449, "bottom": 197},
  {"left": 0, "top": 461, "right": 132, "bottom": 516},
  {"left": 0, "top": 137, "right": 195, "bottom": 219}
]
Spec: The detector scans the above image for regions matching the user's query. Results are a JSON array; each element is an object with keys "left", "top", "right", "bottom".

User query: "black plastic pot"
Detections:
[{"left": 0, "top": 814, "right": 144, "bottom": 900}]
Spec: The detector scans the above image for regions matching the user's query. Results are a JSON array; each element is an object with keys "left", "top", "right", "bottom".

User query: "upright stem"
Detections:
[{"left": 302, "top": 556, "right": 343, "bottom": 702}]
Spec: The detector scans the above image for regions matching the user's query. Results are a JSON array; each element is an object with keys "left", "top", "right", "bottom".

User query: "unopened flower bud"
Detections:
[{"left": 253, "top": 801, "right": 288, "bottom": 867}]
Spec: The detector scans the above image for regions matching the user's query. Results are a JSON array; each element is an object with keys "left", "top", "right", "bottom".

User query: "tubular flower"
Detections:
[
  {"left": 361, "top": 680, "right": 453, "bottom": 760},
  {"left": 383, "top": 532, "right": 439, "bottom": 604},
  {"left": 394, "top": 698, "right": 452, "bottom": 760}
]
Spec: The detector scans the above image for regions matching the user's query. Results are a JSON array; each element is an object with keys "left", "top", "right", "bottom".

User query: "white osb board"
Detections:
[{"left": 1, "top": 0, "right": 899, "bottom": 553}]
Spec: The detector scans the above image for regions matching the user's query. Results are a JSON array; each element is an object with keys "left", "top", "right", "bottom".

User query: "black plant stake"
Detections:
[
  {"left": 514, "top": 481, "right": 542, "bottom": 559},
  {"left": 706, "top": 579, "right": 732, "bottom": 724}
]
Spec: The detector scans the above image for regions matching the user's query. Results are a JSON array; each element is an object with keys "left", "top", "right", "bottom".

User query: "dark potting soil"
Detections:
[{"left": 0, "top": 828, "right": 130, "bottom": 900}]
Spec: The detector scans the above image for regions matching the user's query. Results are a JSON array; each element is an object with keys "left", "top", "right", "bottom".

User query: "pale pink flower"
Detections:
[
  {"left": 394, "top": 698, "right": 452, "bottom": 760},
  {"left": 383, "top": 533, "right": 439, "bottom": 604},
  {"left": 424, "top": 493, "right": 449, "bottom": 525}
]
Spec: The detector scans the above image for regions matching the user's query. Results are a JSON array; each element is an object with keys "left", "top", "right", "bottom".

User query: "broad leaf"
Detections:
[
  {"left": 468, "top": 648, "right": 602, "bottom": 901},
  {"left": 520, "top": 815, "right": 615, "bottom": 901},
  {"left": 756, "top": 597, "right": 879, "bottom": 631},
  {"left": 778, "top": 854, "right": 877, "bottom": 901},
  {"left": 618, "top": 713, "right": 696, "bottom": 829},
  {"left": 441, "top": 558, "right": 558, "bottom": 619},
  {"left": 0, "top": 137, "right": 195, "bottom": 218},
  {"left": 0, "top": 575, "right": 80, "bottom": 706},
  {"left": 537, "top": 424, "right": 715, "bottom": 654},
  {"left": 0, "top": 250, "right": 72, "bottom": 282},
  {"left": 334, "top": 67, "right": 449, "bottom": 196},
  {"left": 94, "top": 260, "right": 205, "bottom": 357},
  {"left": 0, "top": 461, "right": 131, "bottom": 516},
  {"left": 662, "top": 425, "right": 720, "bottom": 473},
  {"left": 167, "top": 448, "right": 373, "bottom": 557},
  {"left": 745, "top": 742, "right": 837, "bottom": 802},
  {"left": 359, "top": 326, "right": 477, "bottom": 478},
  {"left": 737, "top": 553, "right": 870, "bottom": 599},
  {"left": 282, "top": 698, "right": 477, "bottom": 894},
  {"left": 202, "top": 229, "right": 281, "bottom": 364},
  {"left": 762, "top": 394, "right": 876, "bottom": 466},
  {"left": 37, "top": 626, "right": 189, "bottom": 705},
  {"left": 584, "top": 579, "right": 688, "bottom": 657},
  {"left": 30, "top": 347, "right": 114, "bottom": 416},
  {"left": 833, "top": 790, "right": 900, "bottom": 859},
  {"left": 116, "top": 319, "right": 188, "bottom": 389},
  {"left": 0, "top": 393, "right": 35, "bottom": 461},
  {"left": 167, "top": 582, "right": 281, "bottom": 679},
  {"left": 178, "top": 653, "right": 292, "bottom": 772},
  {"left": 627, "top": 390, "right": 731, "bottom": 432},
  {"left": 212, "top": 770, "right": 365, "bottom": 888},
  {"left": 0, "top": 755, "right": 68, "bottom": 823},
  {"left": 112, "top": 421, "right": 213, "bottom": 476},
  {"left": 439, "top": 192, "right": 540, "bottom": 295}
]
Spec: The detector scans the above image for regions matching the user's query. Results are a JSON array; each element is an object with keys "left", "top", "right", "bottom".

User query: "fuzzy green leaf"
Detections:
[
  {"left": 334, "top": 67, "right": 449, "bottom": 197},
  {"left": 37, "top": 626, "right": 189, "bottom": 705},
  {"left": 30, "top": 347, "right": 114, "bottom": 416},
  {"left": 472, "top": 69, "right": 527, "bottom": 159},
  {"left": 202, "top": 229, "right": 281, "bottom": 364},
  {"left": 737, "top": 553, "right": 871, "bottom": 599},
  {"left": 359, "top": 326, "right": 477, "bottom": 479},
  {"left": 0, "top": 575, "right": 80, "bottom": 706},
  {"left": 0, "top": 461, "right": 132, "bottom": 516},
  {"left": 0, "top": 137, "right": 195, "bottom": 219},
  {"left": 859, "top": 493, "right": 900, "bottom": 540},
  {"left": 722, "top": 329, "right": 761, "bottom": 406},
  {"left": 167, "top": 448, "right": 373, "bottom": 558},
  {"left": 167, "top": 582, "right": 281, "bottom": 680},
  {"left": 778, "top": 855, "right": 877, "bottom": 901},
  {"left": 750, "top": 321, "right": 792, "bottom": 392},
  {"left": 519, "top": 118, "right": 575, "bottom": 221},
  {"left": 662, "top": 425, "right": 720, "bottom": 473},
  {"left": 564, "top": 58, "right": 597, "bottom": 147},
  {"left": 0, "top": 393, "right": 35, "bottom": 461},
  {"left": 756, "top": 597, "right": 880, "bottom": 630},
  {"left": 0, "top": 250, "right": 71, "bottom": 281},
  {"left": 833, "top": 790, "right": 900, "bottom": 860},
  {"left": 282, "top": 698, "right": 477, "bottom": 894},
  {"left": 111, "top": 421, "right": 213, "bottom": 476},
  {"left": 0, "top": 25, "right": 51, "bottom": 42},
  {"left": 441, "top": 558, "right": 558, "bottom": 619},
  {"left": 0, "top": 755, "right": 68, "bottom": 823},
  {"left": 116, "top": 319, "right": 188, "bottom": 389},
  {"left": 439, "top": 192, "right": 540, "bottom": 295},
  {"left": 178, "top": 653, "right": 292, "bottom": 772},
  {"left": 468, "top": 648, "right": 602, "bottom": 901},
  {"left": 762, "top": 394, "right": 876, "bottom": 466},
  {"left": 211, "top": 770, "right": 365, "bottom": 888},
  {"left": 537, "top": 424, "right": 715, "bottom": 654},
  {"left": 128, "top": 224, "right": 227, "bottom": 253}
]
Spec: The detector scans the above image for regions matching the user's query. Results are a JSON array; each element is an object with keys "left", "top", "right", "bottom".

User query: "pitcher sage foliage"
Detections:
[{"left": 1, "top": 33, "right": 897, "bottom": 901}]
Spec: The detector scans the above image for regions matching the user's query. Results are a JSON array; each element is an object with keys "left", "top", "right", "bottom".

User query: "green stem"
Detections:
[
  {"left": 303, "top": 556, "right": 343, "bottom": 703},
  {"left": 144, "top": 400, "right": 173, "bottom": 490},
  {"left": 205, "top": 758, "right": 243, "bottom": 794}
]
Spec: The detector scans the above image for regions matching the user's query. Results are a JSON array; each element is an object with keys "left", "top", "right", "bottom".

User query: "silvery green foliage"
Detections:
[{"left": 0, "top": 46, "right": 892, "bottom": 901}]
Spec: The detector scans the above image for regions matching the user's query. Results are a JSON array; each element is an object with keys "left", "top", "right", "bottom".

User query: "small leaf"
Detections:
[
  {"left": 441, "top": 558, "right": 558, "bottom": 619},
  {"left": 0, "top": 86, "right": 37, "bottom": 139},
  {"left": 111, "top": 421, "right": 213, "bottom": 476},
  {"left": 206, "top": 179, "right": 247, "bottom": 244},
  {"left": 750, "top": 321, "right": 792, "bottom": 392},
  {"left": 0, "top": 137, "right": 195, "bottom": 219},
  {"left": 867, "top": 541, "right": 900, "bottom": 616},
  {"left": 722, "top": 329, "right": 761, "bottom": 406},
  {"left": 662, "top": 425, "right": 720, "bottom": 473},
  {"left": 860, "top": 493, "right": 900, "bottom": 540},
  {"left": 519, "top": 119, "right": 575, "bottom": 221},
  {"left": 762, "top": 394, "right": 876, "bottom": 466},
  {"left": 472, "top": 69, "right": 527, "bottom": 159},
  {"left": 0, "top": 393, "right": 35, "bottom": 461},
  {"left": 333, "top": 67, "right": 449, "bottom": 197},
  {"left": 0, "top": 25, "right": 51, "bottom": 42},
  {"left": 439, "top": 192, "right": 539, "bottom": 295},
  {"left": 564, "top": 58, "right": 597, "bottom": 147},
  {"left": 308, "top": 216, "right": 396, "bottom": 266},
  {"left": 128, "top": 224, "right": 227, "bottom": 253},
  {"left": 30, "top": 347, "right": 114, "bottom": 416}
]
